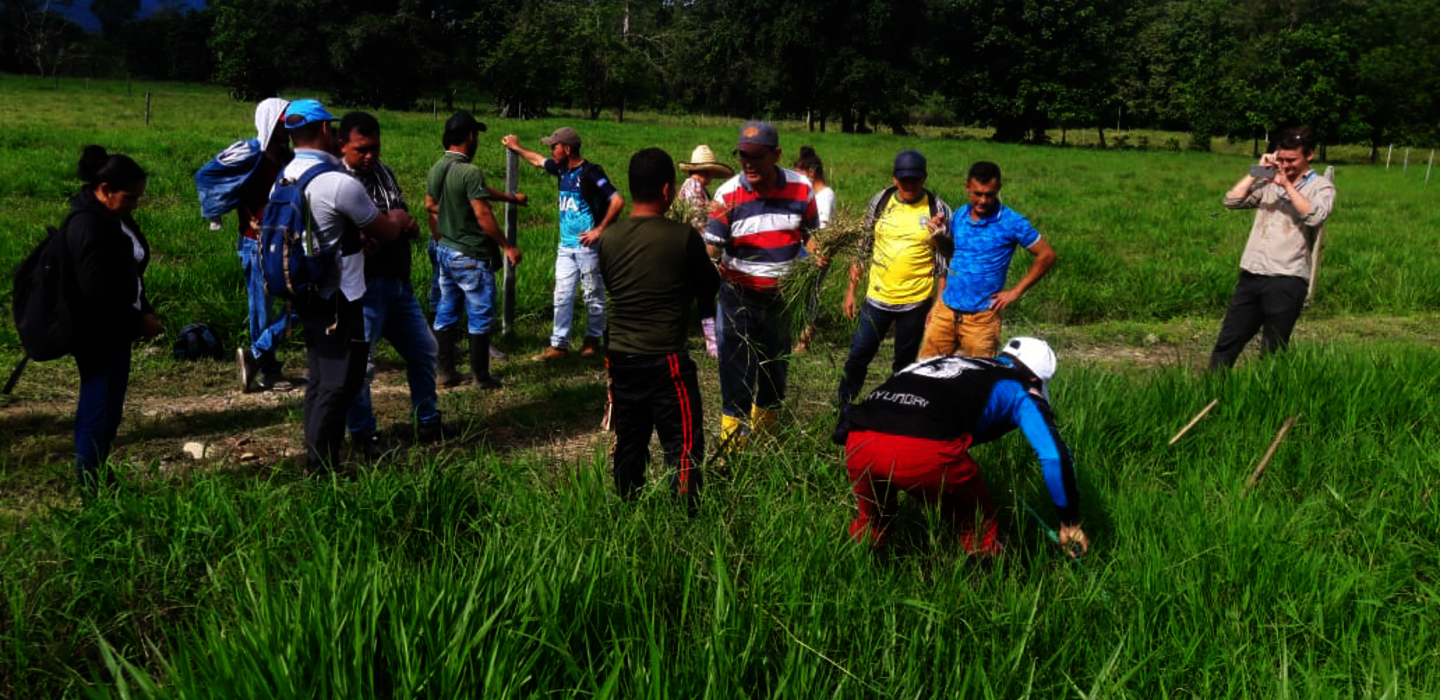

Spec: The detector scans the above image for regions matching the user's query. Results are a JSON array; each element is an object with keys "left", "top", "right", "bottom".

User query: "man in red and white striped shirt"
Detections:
[{"left": 703, "top": 121, "right": 819, "bottom": 451}]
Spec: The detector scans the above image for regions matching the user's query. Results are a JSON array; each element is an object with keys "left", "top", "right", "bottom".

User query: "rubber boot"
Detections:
[
  {"left": 718, "top": 413, "right": 749, "bottom": 455},
  {"left": 469, "top": 333, "right": 503, "bottom": 389},
  {"left": 434, "top": 327, "right": 463, "bottom": 388},
  {"left": 751, "top": 405, "right": 780, "bottom": 441}
]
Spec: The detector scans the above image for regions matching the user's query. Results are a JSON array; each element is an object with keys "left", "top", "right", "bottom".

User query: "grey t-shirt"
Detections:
[{"left": 281, "top": 150, "right": 379, "bottom": 301}]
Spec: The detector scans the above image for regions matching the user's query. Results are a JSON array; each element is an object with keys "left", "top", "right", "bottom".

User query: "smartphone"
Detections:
[{"left": 1250, "top": 164, "right": 1276, "bottom": 179}]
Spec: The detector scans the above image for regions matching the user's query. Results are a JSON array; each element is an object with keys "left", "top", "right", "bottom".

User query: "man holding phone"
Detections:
[{"left": 1210, "top": 128, "right": 1336, "bottom": 368}]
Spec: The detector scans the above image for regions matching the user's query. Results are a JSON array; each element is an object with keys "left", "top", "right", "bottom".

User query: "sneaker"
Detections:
[
  {"left": 537, "top": 346, "right": 568, "bottom": 363},
  {"left": 489, "top": 344, "right": 508, "bottom": 361},
  {"left": 257, "top": 371, "right": 288, "bottom": 392},
  {"left": 236, "top": 347, "right": 257, "bottom": 393},
  {"left": 352, "top": 432, "right": 386, "bottom": 461},
  {"left": 579, "top": 337, "right": 602, "bottom": 359},
  {"left": 417, "top": 420, "right": 445, "bottom": 443}
]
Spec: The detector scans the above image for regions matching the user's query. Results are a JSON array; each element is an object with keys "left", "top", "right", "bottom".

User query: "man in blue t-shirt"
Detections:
[
  {"left": 919, "top": 161, "right": 1056, "bottom": 359},
  {"left": 503, "top": 127, "right": 625, "bottom": 361}
]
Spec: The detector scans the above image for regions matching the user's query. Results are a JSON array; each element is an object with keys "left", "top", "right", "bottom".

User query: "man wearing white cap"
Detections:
[
  {"left": 835, "top": 337, "right": 1088, "bottom": 556},
  {"left": 195, "top": 97, "right": 298, "bottom": 393}
]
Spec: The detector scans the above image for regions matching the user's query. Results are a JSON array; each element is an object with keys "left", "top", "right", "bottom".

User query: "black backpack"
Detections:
[
  {"left": 172, "top": 322, "right": 226, "bottom": 361},
  {"left": 12, "top": 214, "right": 80, "bottom": 362}
]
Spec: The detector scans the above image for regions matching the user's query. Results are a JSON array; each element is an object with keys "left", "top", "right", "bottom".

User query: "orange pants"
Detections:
[
  {"left": 845, "top": 429, "right": 1000, "bottom": 555},
  {"left": 919, "top": 304, "right": 1001, "bottom": 358}
]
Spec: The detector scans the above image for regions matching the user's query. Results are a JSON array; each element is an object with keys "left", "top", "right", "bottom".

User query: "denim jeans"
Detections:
[
  {"left": 239, "top": 235, "right": 299, "bottom": 373},
  {"left": 74, "top": 343, "right": 132, "bottom": 490},
  {"left": 426, "top": 239, "right": 443, "bottom": 315},
  {"left": 346, "top": 278, "right": 441, "bottom": 437},
  {"left": 716, "top": 281, "right": 790, "bottom": 418},
  {"left": 838, "top": 299, "right": 932, "bottom": 405},
  {"left": 433, "top": 244, "right": 497, "bottom": 334},
  {"left": 551, "top": 247, "right": 605, "bottom": 349}
]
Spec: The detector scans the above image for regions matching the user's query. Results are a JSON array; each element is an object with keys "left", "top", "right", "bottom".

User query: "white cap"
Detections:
[{"left": 1001, "top": 337, "right": 1056, "bottom": 400}]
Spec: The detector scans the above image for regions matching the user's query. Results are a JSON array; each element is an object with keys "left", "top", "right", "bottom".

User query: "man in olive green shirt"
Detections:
[
  {"left": 597, "top": 147, "right": 720, "bottom": 502},
  {"left": 425, "top": 111, "right": 524, "bottom": 388}
]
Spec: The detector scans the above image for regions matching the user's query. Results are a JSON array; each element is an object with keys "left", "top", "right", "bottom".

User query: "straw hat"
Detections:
[{"left": 679, "top": 145, "right": 735, "bottom": 178}]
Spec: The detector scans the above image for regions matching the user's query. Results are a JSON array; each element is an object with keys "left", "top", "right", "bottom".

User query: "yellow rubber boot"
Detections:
[
  {"left": 719, "top": 413, "right": 749, "bottom": 455},
  {"left": 750, "top": 405, "right": 780, "bottom": 441}
]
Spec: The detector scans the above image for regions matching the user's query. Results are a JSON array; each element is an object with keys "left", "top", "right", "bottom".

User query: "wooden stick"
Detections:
[
  {"left": 1244, "top": 414, "right": 1301, "bottom": 492},
  {"left": 1168, "top": 398, "right": 1219, "bottom": 446}
]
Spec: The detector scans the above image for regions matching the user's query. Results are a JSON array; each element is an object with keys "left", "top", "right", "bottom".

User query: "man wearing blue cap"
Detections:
[
  {"left": 703, "top": 121, "right": 819, "bottom": 450},
  {"left": 838, "top": 150, "right": 953, "bottom": 406},
  {"left": 920, "top": 161, "right": 1056, "bottom": 359},
  {"left": 279, "top": 99, "right": 414, "bottom": 476}
]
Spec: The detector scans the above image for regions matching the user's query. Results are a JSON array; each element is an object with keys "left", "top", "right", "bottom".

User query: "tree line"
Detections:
[{"left": 3, "top": 0, "right": 1436, "bottom": 154}]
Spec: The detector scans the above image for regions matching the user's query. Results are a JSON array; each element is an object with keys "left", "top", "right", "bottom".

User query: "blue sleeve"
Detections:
[
  {"left": 979, "top": 380, "right": 1081, "bottom": 525},
  {"left": 1009, "top": 211, "right": 1041, "bottom": 248},
  {"left": 587, "top": 163, "right": 619, "bottom": 200}
]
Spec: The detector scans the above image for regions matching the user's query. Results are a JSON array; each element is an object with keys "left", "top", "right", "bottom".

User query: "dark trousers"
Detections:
[
  {"left": 74, "top": 343, "right": 132, "bottom": 490},
  {"left": 838, "top": 299, "right": 932, "bottom": 405},
  {"left": 300, "top": 294, "right": 369, "bottom": 473},
  {"left": 1209, "top": 272, "right": 1308, "bottom": 369},
  {"left": 607, "top": 351, "right": 705, "bottom": 500},
  {"left": 716, "top": 281, "right": 790, "bottom": 418}
]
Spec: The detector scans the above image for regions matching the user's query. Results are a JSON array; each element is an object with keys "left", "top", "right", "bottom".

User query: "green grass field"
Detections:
[{"left": 1, "top": 76, "right": 1438, "bottom": 698}]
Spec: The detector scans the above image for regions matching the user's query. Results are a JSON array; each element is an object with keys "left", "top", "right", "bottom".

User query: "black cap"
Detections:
[
  {"left": 444, "top": 110, "right": 487, "bottom": 136},
  {"left": 893, "top": 150, "right": 927, "bottom": 179}
]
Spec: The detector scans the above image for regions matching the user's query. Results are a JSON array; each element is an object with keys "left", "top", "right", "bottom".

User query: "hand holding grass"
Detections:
[{"left": 1059, "top": 524, "right": 1090, "bottom": 558}]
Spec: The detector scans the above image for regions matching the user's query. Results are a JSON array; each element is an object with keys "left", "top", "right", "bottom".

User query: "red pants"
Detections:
[{"left": 844, "top": 430, "right": 1000, "bottom": 555}]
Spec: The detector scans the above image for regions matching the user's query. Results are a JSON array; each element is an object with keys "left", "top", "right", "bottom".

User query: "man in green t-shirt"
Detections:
[
  {"left": 424, "top": 111, "right": 524, "bottom": 388},
  {"left": 596, "top": 147, "right": 720, "bottom": 502}
]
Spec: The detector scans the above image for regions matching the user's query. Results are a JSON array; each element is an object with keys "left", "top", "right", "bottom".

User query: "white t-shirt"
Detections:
[
  {"left": 280, "top": 150, "right": 379, "bottom": 301},
  {"left": 815, "top": 186, "right": 835, "bottom": 230}
]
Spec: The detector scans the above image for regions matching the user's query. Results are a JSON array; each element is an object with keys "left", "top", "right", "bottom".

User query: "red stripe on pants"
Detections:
[
  {"left": 844, "top": 429, "right": 1000, "bottom": 555},
  {"left": 668, "top": 353, "right": 695, "bottom": 495}
]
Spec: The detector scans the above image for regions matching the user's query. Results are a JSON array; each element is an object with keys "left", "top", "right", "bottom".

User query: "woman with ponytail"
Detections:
[
  {"left": 793, "top": 146, "right": 835, "bottom": 353},
  {"left": 65, "top": 145, "right": 162, "bottom": 491}
]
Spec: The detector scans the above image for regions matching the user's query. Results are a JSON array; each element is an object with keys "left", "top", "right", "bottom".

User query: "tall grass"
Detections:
[{"left": 2, "top": 344, "right": 1436, "bottom": 698}]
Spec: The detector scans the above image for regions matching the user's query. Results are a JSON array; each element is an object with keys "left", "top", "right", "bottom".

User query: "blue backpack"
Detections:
[{"left": 258, "top": 161, "right": 339, "bottom": 300}]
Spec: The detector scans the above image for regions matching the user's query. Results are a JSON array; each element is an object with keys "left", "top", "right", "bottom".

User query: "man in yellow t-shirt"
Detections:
[{"left": 838, "top": 150, "right": 953, "bottom": 405}]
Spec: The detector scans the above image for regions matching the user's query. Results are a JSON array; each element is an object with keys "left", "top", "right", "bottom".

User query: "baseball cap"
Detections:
[
  {"left": 283, "top": 99, "right": 335, "bottom": 129},
  {"left": 1001, "top": 337, "right": 1057, "bottom": 401},
  {"left": 540, "top": 126, "right": 581, "bottom": 147},
  {"left": 736, "top": 121, "right": 779, "bottom": 153},
  {"left": 444, "top": 110, "right": 487, "bottom": 136},
  {"left": 893, "top": 150, "right": 928, "bottom": 179}
]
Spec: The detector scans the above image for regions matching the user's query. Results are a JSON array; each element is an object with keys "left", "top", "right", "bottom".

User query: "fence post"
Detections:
[
  {"left": 1428, "top": 150, "right": 1435, "bottom": 186},
  {"left": 502, "top": 149, "right": 519, "bottom": 336},
  {"left": 1306, "top": 166, "right": 1335, "bottom": 307},
  {"left": 1404, "top": 147, "right": 1410, "bottom": 175},
  {"left": 144, "top": 92, "right": 151, "bottom": 125},
  {"left": 1386, "top": 144, "right": 1393, "bottom": 168}
]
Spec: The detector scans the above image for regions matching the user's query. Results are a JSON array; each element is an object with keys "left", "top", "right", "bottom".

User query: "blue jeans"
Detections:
[
  {"left": 239, "top": 235, "right": 299, "bottom": 373},
  {"left": 426, "top": 239, "right": 443, "bottom": 315},
  {"left": 838, "top": 299, "right": 932, "bottom": 405},
  {"left": 551, "top": 247, "right": 604, "bottom": 349},
  {"left": 433, "top": 244, "right": 497, "bottom": 334},
  {"left": 716, "top": 281, "right": 790, "bottom": 418},
  {"left": 346, "top": 278, "right": 441, "bottom": 437},
  {"left": 74, "top": 343, "right": 131, "bottom": 489}
]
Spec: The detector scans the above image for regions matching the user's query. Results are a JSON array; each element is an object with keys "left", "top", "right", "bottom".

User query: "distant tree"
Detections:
[
  {"left": 89, "top": 0, "right": 137, "bottom": 34},
  {"left": 3, "top": 0, "right": 85, "bottom": 79}
]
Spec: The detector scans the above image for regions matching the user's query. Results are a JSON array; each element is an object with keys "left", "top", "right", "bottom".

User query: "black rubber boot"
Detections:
[
  {"left": 469, "top": 333, "right": 503, "bottom": 389},
  {"left": 434, "top": 327, "right": 463, "bottom": 388}
]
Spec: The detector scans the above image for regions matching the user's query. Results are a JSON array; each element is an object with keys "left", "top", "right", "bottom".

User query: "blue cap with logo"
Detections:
[
  {"left": 283, "top": 99, "right": 336, "bottom": 129},
  {"left": 736, "top": 121, "right": 779, "bottom": 153},
  {"left": 893, "top": 150, "right": 927, "bottom": 179}
]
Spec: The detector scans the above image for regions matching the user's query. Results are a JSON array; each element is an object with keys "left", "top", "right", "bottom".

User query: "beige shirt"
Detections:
[{"left": 1224, "top": 171, "right": 1335, "bottom": 280}]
